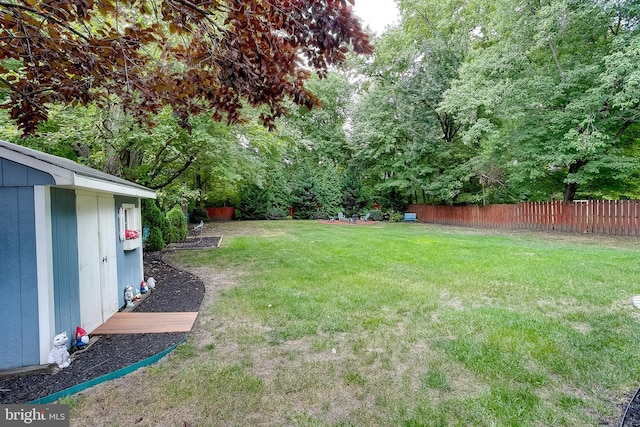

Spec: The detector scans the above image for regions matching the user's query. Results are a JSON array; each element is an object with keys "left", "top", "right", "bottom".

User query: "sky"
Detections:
[{"left": 352, "top": 0, "right": 400, "bottom": 35}]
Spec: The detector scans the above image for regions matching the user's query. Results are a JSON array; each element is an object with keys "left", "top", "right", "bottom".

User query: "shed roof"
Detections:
[{"left": 0, "top": 140, "right": 156, "bottom": 198}]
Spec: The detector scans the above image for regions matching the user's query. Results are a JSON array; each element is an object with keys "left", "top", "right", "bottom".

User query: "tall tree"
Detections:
[
  {"left": 350, "top": 9, "right": 474, "bottom": 206},
  {"left": 283, "top": 72, "right": 354, "bottom": 167},
  {"left": 0, "top": 0, "right": 372, "bottom": 134},
  {"left": 439, "top": 0, "right": 640, "bottom": 201}
]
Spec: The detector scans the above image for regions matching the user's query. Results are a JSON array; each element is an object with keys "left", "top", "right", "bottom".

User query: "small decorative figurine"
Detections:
[
  {"left": 124, "top": 285, "right": 135, "bottom": 307},
  {"left": 75, "top": 326, "right": 89, "bottom": 349},
  {"left": 140, "top": 280, "right": 148, "bottom": 294},
  {"left": 146, "top": 277, "right": 156, "bottom": 290},
  {"left": 134, "top": 289, "right": 141, "bottom": 301},
  {"left": 47, "top": 331, "right": 71, "bottom": 369}
]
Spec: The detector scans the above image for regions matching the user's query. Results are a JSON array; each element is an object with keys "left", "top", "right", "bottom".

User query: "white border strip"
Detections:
[{"left": 34, "top": 186, "right": 55, "bottom": 364}]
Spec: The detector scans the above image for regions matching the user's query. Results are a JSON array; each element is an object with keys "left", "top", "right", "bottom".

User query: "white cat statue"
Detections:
[
  {"left": 47, "top": 331, "right": 71, "bottom": 369},
  {"left": 124, "top": 285, "right": 135, "bottom": 307}
]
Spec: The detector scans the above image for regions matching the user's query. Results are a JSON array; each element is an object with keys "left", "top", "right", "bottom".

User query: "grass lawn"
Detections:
[{"left": 71, "top": 221, "right": 640, "bottom": 426}]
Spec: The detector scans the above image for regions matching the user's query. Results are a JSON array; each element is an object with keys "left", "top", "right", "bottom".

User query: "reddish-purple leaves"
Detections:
[{"left": 0, "top": 0, "right": 372, "bottom": 133}]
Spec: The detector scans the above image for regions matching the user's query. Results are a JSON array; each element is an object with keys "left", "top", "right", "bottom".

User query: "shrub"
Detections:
[
  {"left": 368, "top": 210, "right": 384, "bottom": 221},
  {"left": 389, "top": 211, "right": 405, "bottom": 222},
  {"left": 341, "top": 168, "right": 368, "bottom": 216},
  {"left": 314, "top": 164, "right": 342, "bottom": 218},
  {"left": 166, "top": 205, "right": 188, "bottom": 242},
  {"left": 311, "top": 209, "right": 328, "bottom": 220},
  {"left": 145, "top": 226, "right": 166, "bottom": 251},
  {"left": 238, "top": 184, "right": 269, "bottom": 220},
  {"left": 189, "top": 206, "right": 209, "bottom": 224},
  {"left": 291, "top": 169, "right": 321, "bottom": 219},
  {"left": 142, "top": 199, "right": 172, "bottom": 247},
  {"left": 266, "top": 207, "right": 287, "bottom": 220}
]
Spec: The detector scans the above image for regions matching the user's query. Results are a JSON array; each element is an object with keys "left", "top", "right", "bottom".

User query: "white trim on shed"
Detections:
[{"left": 0, "top": 141, "right": 156, "bottom": 199}]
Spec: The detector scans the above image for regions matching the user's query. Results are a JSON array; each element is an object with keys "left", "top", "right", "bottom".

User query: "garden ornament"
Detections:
[
  {"left": 75, "top": 326, "right": 89, "bottom": 349},
  {"left": 47, "top": 331, "right": 71, "bottom": 369},
  {"left": 146, "top": 277, "right": 156, "bottom": 289},
  {"left": 124, "top": 285, "right": 135, "bottom": 307}
]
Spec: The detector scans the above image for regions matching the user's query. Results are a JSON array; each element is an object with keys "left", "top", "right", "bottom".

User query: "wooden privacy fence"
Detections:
[{"left": 407, "top": 200, "right": 640, "bottom": 237}]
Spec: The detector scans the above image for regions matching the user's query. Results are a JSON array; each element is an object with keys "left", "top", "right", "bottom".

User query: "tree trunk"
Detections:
[
  {"left": 563, "top": 182, "right": 578, "bottom": 202},
  {"left": 563, "top": 160, "right": 587, "bottom": 202},
  {"left": 195, "top": 174, "right": 204, "bottom": 207}
]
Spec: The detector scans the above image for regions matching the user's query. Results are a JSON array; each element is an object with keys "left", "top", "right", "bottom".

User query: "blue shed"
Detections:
[{"left": 0, "top": 140, "right": 156, "bottom": 371}]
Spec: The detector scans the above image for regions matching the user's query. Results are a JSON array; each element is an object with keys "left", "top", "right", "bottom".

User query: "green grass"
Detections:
[
  {"left": 73, "top": 221, "right": 640, "bottom": 426},
  {"left": 167, "top": 221, "right": 640, "bottom": 425}
]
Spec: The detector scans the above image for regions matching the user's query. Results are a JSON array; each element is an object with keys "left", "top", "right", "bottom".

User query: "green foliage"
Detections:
[
  {"left": 237, "top": 184, "right": 270, "bottom": 220},
  {"left": 266, "top": 207, "right": 288, "bottom": 220},
  {"left": 3, "top": 104, "right": 289, "bottom": 214},
  {"left": 284, "top": 73, "right": 354, "bottom": 166},
  {"left": 189, "top": 206, "right": 209, "bottom": 224},
  {"left": 368, "top": 209, "right": 384, "bottom": 221},
  {"left": 145, "top": 226, "right": 166, "bottom": 252},
  {"left": 341, "top": 168, "right": 368, "bottom": 216},
  {"left": 142, "top": 199, "right": 171, "bottom": 250},
  {"left": 206, "top": 188, "right": 240, "bottom": 208},
  {"left": 291, "top": 168, "right": 322, "bottom": 219},
  {"left": 312, "top": 163, "right": 343, "bottom": 218},
  {"left": 388, "top": 211, "right": 405, "bottom": 222},
  {"left": 350, "top": 24, "right": 472, "bottom": 206},
  {"left": 435, "top": 0, "right": 640, "bottom": 202},
  {"left": 166, "top": 205, "right": 188, "bottom": 243},
  {"left": 6, "top": 0, "right": 640, "bottom": 222},
  {"left": 169, "top": 221, "right": 640, "bottom": 426},
  {"left": 157, "top": 184, "right": 201, "bottom": 214}
]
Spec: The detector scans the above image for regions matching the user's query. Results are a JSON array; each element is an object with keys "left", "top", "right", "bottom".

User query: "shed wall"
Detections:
[
  {"left": 115, "top": 196, "right": 143, "bottom": 308},
  {"left": 0, "top": 187, "right": 40, "bottom": 369},
  {"left": 0, "top": 158, "right": 55, "bottom": 186},
  {"left": 50, "top": 188, "right": 81, "bottom": 337}
]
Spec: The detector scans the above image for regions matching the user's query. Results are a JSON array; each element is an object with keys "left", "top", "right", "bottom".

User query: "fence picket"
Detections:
[{"left": 407, "top": 201, "right": 640, "bottom": 237}]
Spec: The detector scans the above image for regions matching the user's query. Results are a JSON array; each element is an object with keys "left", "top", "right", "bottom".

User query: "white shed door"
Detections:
[
  {"left": 98, "top": 196, "right": 119, "bottom": 320},
  {"left": 77, "top": 194, "right": 119, "bottom": 333}
]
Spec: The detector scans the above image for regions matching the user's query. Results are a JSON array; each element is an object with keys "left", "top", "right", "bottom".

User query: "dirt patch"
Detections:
[
  {"left": 440, "top": 291, "right": 465, "bottom": 311},
  {"left": 316, "top": 219, "right": 381, "bottom": 226},
  {"left": 167, "top": 262, "right": 247, "bottom": 350},
  {"left": 166, "top": 236, "right": 222, "bottom": 250},
  {"left": 570, "top": 322, "right": 593, "bottom": 334},
  {"left": 200, "top": 220, "right": 287, "bottom": 237}
]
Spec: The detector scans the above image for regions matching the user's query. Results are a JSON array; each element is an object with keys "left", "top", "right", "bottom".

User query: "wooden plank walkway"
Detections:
[{"left": 91, "top": 312, "right": 199, "bottom": 335}]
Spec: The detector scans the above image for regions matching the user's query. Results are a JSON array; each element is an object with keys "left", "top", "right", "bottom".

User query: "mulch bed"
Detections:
[
  {"left": 167, "top": 236, "right": 222, "bottom": 250},
  {"left": 0, "top": 251, "right": 205, "bottom": 404},
  {"left": 621, "top": 388, "right": 640, "bottom": 426}
]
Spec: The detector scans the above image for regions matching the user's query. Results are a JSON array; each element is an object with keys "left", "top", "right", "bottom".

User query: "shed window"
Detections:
[{"left": 119, "top": 204, "right": 141, "bottom": 242}]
